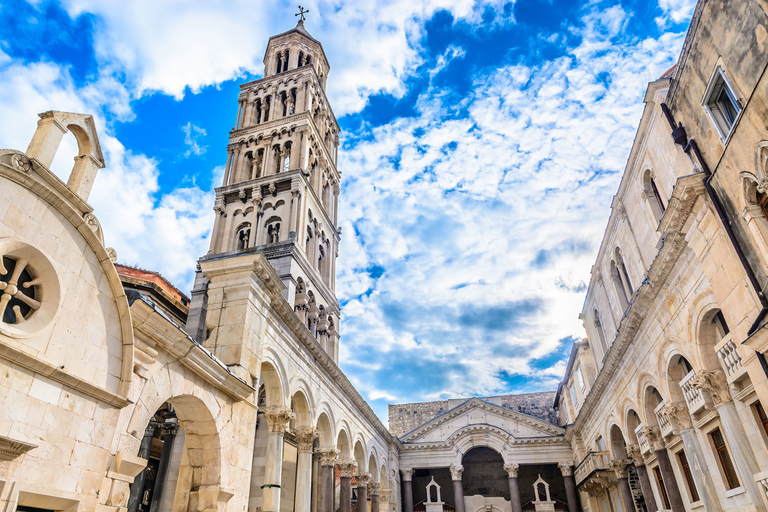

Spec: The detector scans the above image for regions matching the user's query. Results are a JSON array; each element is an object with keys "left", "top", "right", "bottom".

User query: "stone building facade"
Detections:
[{"left": 554, "top": 2, "right": 768, "bottom": 512}]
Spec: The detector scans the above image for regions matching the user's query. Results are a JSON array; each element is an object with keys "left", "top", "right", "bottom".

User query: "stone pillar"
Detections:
[
  {"left": 610, "top": 460, "right": 635, "bottom": 512},
  {"left": 504, "top": 464, "right": 522, "bottom": 512},
  {"left": 643, "top": 427, "right": 685, "bottom": 512},
  {"left": 402, "top": 468, "right": 414, "bottom": 512},
  {"left": 339, "top": 460, "right": 356, "bottom": 512},
  {"left": 262, "top": 407, "right": 294, "bottom": 512},
  {"left": 295, "top": 429, "right": 319, "bottom": 512},
  {"left": 450, "top": 464, "right": 465, "bottom": 512},
  {"left": 242, "top": 101, "right": 252, "bottom": 128},
  {"left": 661, "top": 404, "right": 722, "bottom": 512},
  {"left": 235, "top": 100, "right": 243, "bottom": 129},
  {"left": 370, "top": 482, "right": 380, "bottom": 512},
  {"left": 318, "top": 449, "right": 338, "bottom": 512},
  {"left": 692, "top": 370, "right": 767, "bottom": 512},
  {"left": 626, "top": 445, "right": 657, "bottom": 512},
  {"left": 248, "top": 187, "right": 262, "bottom": 247},
  {"left": 223, "top": 148, "right": 234, "bottom": 185},
  {"left": 289, "top": 181, "right": 302, "bottom": 239},
  {"left": 557, "top": 463, "right": 579, "bottom": 512},
  {"left": 357, "top": 472, "right": 370, "bottom": 512}
]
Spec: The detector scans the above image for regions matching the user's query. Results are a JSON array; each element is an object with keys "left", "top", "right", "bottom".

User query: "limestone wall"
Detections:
[{"left": 388, "top": 391, "right": 557, "bottom": 437}]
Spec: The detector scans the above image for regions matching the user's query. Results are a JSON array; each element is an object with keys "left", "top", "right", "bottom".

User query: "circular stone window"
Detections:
[{"left": 0, "top": 238, "right": 60, "bottom": 337}]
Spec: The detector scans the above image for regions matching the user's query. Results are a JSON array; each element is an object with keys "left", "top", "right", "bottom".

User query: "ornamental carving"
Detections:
[
  {"left": 638, "top": 426, "right": 664, "bottom": 452},
  {"left": 609, "top": 459, "right": 631, "bottom": 479},
  {"left": 449, "top": 463, "right": 463, "bottom": 481},
  {"left": 625, "top": 444, "right": 643, "bottom": 466},
  {"left": 0, "top": 434, "right": 37, "bottom": 461},
  {"left": 262, "top": 407, "right": 294, "bottom": 433},
  {"left": 690, "top": 369, "right": 731, "bottom": 406},
  {"left": 370, "top": 482, "right": 380, "bottom": 495},
  {"left": 294, "top": 428, "right": 318, "bottom": 451},
  {"left": 355, "top": 472, "right": 371, "bottom": 485},
  {"left": 504, "top": 463, "right": 519, "bottom": 478},
  {"left": 316, "top": 448, "right": 338, "bottom": 466},
  {"left": 401, "top": 468, "right": 414, "bottom": 481},
  {"left": 11, "top": 153, "right": 32, "bottom": 173},
  {"left": 0, "top": 255, "right": 41, "bottom": 325},
  {"left": 557, "top": 462, "right": 574, "bottom": 476},
  {"left": 338, "top": 459, "right": 357, "bottom": 478},
  {"left": 660, "top": 402, "right": 692, "bottom": 430}
]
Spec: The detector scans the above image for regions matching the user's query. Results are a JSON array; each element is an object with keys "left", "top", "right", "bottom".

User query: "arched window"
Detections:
[
  {"left": 643, "top": 170, "right": 666, "bottom": 222},
  {"left": 235, "top": 223, "right": 251, "bottom": 251},
  {"left": 276, "top": 53, "right": 283, "bottom": 74},
  {"left": 712, "top": 309, "right": 730, "bottom": 341},
  {"left": 615, "top": 248, "right": 633, "bottom": 296},
  {"left": 254, "top": 99, "right": 263, "bottom": 125},
  {"left": 289, "top": 89, "right": 297, "bottom": 115},
  {"left": 610, "top": 260, "right": 629, "bottom": 309},
  {"left": 265, "top": 217, "right": 281, "bottom": 244},
  {"left": 305, "top": 55, "right": 311, "bottom": 66},
  {"left": 283, "top": 143, "right": 291, "bottom": 173},
  {"left": 283, "top": 50, "right": 290, "bottom": 72},
  {"left": 318, "top": 246, "right": 325, "bottom": 273},
  {"left": 298, "top": 51, "right": 305, "bottom": 66},
  {"left": 263, "top": 96, "right": 271, "bottom": 122},
  {"left": 593, "top": 309, "right": 608, "bottom": 356}
]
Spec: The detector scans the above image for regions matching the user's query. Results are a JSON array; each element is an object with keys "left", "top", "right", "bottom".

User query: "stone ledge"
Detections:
[{"left": 0, "top": 434, "right": 37, "bottom": 461}]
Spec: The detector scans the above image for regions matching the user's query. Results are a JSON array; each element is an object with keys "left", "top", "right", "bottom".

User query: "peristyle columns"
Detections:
[
  {"left": 610, "top": 460, "right": 636, "bottom": 512},
  {"left": 356, "top": 472, "right": 370, "bottom": 512},
  {"left": 450, "top": 464, "right": 465, "bottom": 512},
  {"left": 402, "top": 468, "right": 414, "bottom": 512},
  {"left": 339, "top": 460, "right": 356, "bottom": 512},
  {"left": 370, "top": 482, "right": 380, "bottom": 512},
  {"left": 504, "top": 464, "right": 522, "bottom": 512},
  {"left": 317, "top": 449, "right": 338, "bottom": 512},
  {"left": 295, "top": 428, "right": 319, "bottom": 512},
  {"left": 557, "top": 462, "right": 579, "bottom": 512},
  {"left": 642, "top": 427, "right": 685, "bottom": 512},
  {"left": 626, "top": 444, "right": 657, "bottom": 512},
  {"left": 262, "top": 407, "right": 294, "bottom": 512}
]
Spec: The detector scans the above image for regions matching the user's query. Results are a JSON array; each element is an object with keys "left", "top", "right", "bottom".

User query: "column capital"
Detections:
[
  {"left": 625, "top": 444, "right": 644, "bottom": 466},
  {"left": 557, "top": 462, "right": 574, "bottom": 476},
  {"left": 355, "top": 472, "right": 371, "bottom": 485},
  {"left": 295, "top": 427, "right": 319, "bottom": 451},
  {"left": 660, "top": 402, "right": 693, "bottom": 431},
  {"left": 690, "top": 369, "right": 731, "bottom": 406},
  {"left": 639, "top": 426, "right": 664, "bottom": 451},
  {"left": 401, "top": 468, "right": 414, "bottom": 481},
  {"left": 449, "top": 463, "right": 464, "bottom": 481},
  {"left": 503, "top": 463, "right": 520, "bottom": 478},
  {"left": 316, "top": 447, "right": 339, "bottom": 466},
  {"left": 262, "top": 407, "right": 294, "bottom": 433},
  {"left": 370, "top": 482, "right": 380, "bottom": 495},
  {"left": 609, "top": 459, "right": 632, "bottom": 479},
  {"left": 338, "top": 459, "right": 357, "bottom": 478}
]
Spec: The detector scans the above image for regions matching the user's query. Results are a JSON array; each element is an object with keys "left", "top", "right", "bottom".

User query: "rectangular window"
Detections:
[
  {"left": 601, "top": 498, "right": 611, "bottom": 512},
  {"left": 711, "top": 427, "right": 740, "bottom": 489},
  {"left": 654, "top": 467, "right": 671, "bottom": 510},
  {"left": 570, "top": 385, "right": 579, "bottom": 408},
  {"left": 611, "top": 490, "right": 623, "bottom": 512},
  {"left": 754, "top": 401, "right": 768, "bottom": 439},
  {"left": 577, "top": 366, "right": 585, "bottom": 390},
  {"left": 704, "top": 69, "right": 742, "bottom": 140},
  {"left": 677, "top": 450, "right": 700, "bottom": 502}
]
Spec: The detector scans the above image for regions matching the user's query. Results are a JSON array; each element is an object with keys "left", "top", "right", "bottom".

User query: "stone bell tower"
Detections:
[{"left": 188, "top": 19, "right": 342, "bottom": 361}]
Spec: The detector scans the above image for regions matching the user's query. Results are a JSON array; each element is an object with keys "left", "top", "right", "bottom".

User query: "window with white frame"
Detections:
[{"left": 704, "top": 68, "right": 742, "bottom": 140}]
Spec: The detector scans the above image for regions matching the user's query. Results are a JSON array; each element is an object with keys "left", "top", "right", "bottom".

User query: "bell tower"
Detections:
[{"left": 191, "top": 18, "right": 342, "bottom": 361}]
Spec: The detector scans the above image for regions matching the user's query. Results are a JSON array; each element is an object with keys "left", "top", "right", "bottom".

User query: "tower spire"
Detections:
[{"left": 295, "top": 5, "right": 309, "bottom": 22}]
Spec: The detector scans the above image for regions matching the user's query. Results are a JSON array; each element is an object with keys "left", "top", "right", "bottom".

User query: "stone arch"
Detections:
[
  {"left": 609, "top": 423, "right": 628, "bottom": 460},
  {"left": 260, "top": 351, "right": 288, "bottom": 407},
  {"left": 625, "top": 407, "right": 642, "bottom": 444},
  {"left": 449, "top": 425, "right": 512, "bottom": 463},
  {"left": 642, "top": 384, "right": 665, "bottom": 427},
  {"left": 380, "top": 463, "right": 387, "bottom": 487},
  {"left": 696, "top": 306, "right": 731, "bottom": 372},
  {"left": 368, "top": 451, "right": 379, "bottom": 482},
  {"left": 315, "top": 408, "right": 335, "bottom": 448},
  {"left": 663, "top": 347, "right": 696, "bottom": 403},
  {"left": 290, "top": 388, "right": 313, "bottom": 429},
  {"left": 336, "top": 426, "right": 352, "bottom": 459},
  {"left": 353, "top": 436, "right": 367, "bottom": 472}
]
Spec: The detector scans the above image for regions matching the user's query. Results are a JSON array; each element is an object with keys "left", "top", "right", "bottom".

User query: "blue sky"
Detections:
[{"left": 0, "top": 0, "right": 695, "bottom": 422}]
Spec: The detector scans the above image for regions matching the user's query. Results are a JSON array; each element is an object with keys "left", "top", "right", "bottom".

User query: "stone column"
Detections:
[
  {"left": 692, "top": 370, "right": 767, "bottom": 512},
  {"left": 235, "top": 100, "right": 243, "bottom": 129},
  {"left": 557, "top": 462, "right": 579, "bottom": 512},
  {"left": 339, "top": 460, "right": 357, "bottom": 512},
  {"left": 289, "top": 180, "right": 302, "bottom": 239},
  {"left": 318, "top": 449, "right": 338, "bottom": 512},
  {"left": 223, "top": 148, "right": 234, "bottom": 185},
  {"left": 370, "top": 482, "right": 380, "bottom": 512},
  {"left": 626, "top": 445, "right": 657, "bottom": 512},
  {"left": 504, "top": 464, "right": 522, "bottom": 512},
  {"left": 242, "top": 101, "right": 252, "bottom": 128},
  {"left": 402, "top": 468, "right": 414, "bottom": 512},
  {"left": 248, "top": 187, "right": 262, "bottom": 248},
  {"left": 610, "top": 460, "right": 635, "bottom": 512},
  {"left": 295, "top": 428, "right": 319, "bottom": 512},
  {"left": 356, "top": 472, "right": 370, "bottom": 512},
  {"left": 661, "top": 403, "right": 721, "bottom": 512},
  {"left": 262, "top": 407, "right": 294, "bottom": 512},
  {"left": 209, "top": 196, "right": 226, "bottom": 253},
  {"left": 642, "top": 427, "right": 685, "bottom": 512},
  {"left": 450, "top": 464, "right": 465, "bottom": 512}
]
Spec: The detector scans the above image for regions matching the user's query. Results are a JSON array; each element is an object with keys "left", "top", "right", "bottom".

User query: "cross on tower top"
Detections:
[{"left": 295, "top": 5, "right": 309, "bottom": 21}]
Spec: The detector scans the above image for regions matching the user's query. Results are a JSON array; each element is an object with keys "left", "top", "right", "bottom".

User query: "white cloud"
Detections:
[
  {"left": 656, "top": 0, "right": 697, "bottom": 26},
  {"left": 181, "top": 122, "right": 208, "bottom": 158}
]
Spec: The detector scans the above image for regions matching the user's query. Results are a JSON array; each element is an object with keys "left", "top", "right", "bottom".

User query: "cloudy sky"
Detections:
[{"left": 0, "top": 0, "right": 695, "bottom": 421}]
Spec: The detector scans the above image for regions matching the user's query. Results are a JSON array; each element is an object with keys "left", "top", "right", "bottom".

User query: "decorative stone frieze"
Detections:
[
  {"left": 0, "top": 434, "right": 37, "bottom": 461},
  {"left": 262, "top": 407, "right": 295, "bottom": 433}
]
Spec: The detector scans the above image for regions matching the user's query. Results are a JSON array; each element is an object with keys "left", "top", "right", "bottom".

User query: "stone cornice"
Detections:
[
  {"left": 0, "top": 434, "right": 37, "bottom": 461},
  {"left": 249, "top": 254, "right": 397, "bottom": 446},
  {"left": 570, "top": 173, "right": 707, "bottom": 433},
  {"left": 401, "top": 397, "right": 563, "bottom": 442}
]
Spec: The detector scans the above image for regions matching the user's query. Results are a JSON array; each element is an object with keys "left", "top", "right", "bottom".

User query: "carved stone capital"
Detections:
[
  {"left": 370, "top": 482, "right": 380, "bottom": 495},
  {"left": 355, "top": 472, "right": 371, "bottom": 485},
  {"left": 262, "top": 407, "right": 294, "bottom": 433},
  {"left": 557, "top": 462, "right": 574, "bottom": 476},
  {"left": 690, "top": 369, "right": 731, "bottom": 406},
  {"left": 295, "top": 428, "right": 319, "bottom": 451},
  {"left": 639, "top": 426, "right": 664, "bottom": 451},
  {"left": 338, "top": 459, "right": 357, "bottom": 478},
  {"left": 660, "top": 402, "right": 693, "bottom": 430},
  {"left": 316, "top": 448, "right": 338, "bottom": 466},
  {"left": 625, "top": 444, "right": 643, "bottom": 466},
  {"left": 449, "top": 463, "right": 464, "bottom": 481},
  {"left": 504, "top": 463, "right": 520, "bottom": 478},
  {"left": 401, "top": 468, "right": 414, "bottom": 481},
  {"left": 610, "top": 459, "right": 631, "bottom": 479}
]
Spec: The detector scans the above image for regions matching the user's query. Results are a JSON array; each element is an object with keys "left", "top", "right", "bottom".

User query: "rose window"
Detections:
[{"left": 0, "top": 256, "right": 41, "bottom": 325}]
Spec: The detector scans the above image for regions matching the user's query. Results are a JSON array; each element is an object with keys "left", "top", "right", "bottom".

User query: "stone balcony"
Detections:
[
  {"left": 655, "top": 400, "right": 674, "bottom": 438},
  {"left": 575, "top": 450, "right": 611, "bottom": 485},
  {"left": 635, "top": 425, "right": 651, "bottom": 455},
  {"left": 716, "top": 333, "right": 747, "bottom": 386}
]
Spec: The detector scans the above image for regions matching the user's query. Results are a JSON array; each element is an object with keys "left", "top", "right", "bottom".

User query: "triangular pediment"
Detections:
[{"left": 400, "top": 397, "right": 564, "bottom": 443}]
